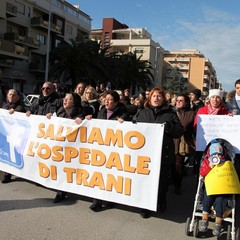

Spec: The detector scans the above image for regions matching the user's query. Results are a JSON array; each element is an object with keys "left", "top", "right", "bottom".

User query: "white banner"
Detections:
[
  {"left": 196, "top": 115, "right": 240, "bottom": 153},
  {"left": 0, "top": 109, "right": 164, "bottom": 211}
]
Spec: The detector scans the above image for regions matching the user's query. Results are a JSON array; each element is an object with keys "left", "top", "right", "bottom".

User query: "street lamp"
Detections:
[{"left": 44, "top": 0, "right": 52, "bottom": 82}]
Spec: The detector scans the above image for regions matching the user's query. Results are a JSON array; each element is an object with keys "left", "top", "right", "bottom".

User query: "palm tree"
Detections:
[
  {"left": 49, "top": 39, "right": 110, "bottom": 89},
  {"left": 49, "top": 39, "right": 154, "bottom": 93},
  {"left": 106, "top": 51, "right": 154, "bottom": 92}
]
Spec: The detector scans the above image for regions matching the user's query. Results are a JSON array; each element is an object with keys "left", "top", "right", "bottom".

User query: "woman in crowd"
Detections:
[
  {"left": 173, "top": 94, "right": 195, "bottom": 194},
  {"left": 136, "top": 87, "right": 183, "bottom": 218},
  {"left": 1, "top": 89, "right": 26, "bottom": 183},
  {"left": 193, "top": 89, "right": 231, "bottom": 175},
  {"left": 82, "top": 85, "right": 100, "bottom": 118},
  {"left": 88, "top": 90, "right": 130, "bottom": 212},
  {"left": 46, "top": 92, "right": 85, "bottom": 203}
]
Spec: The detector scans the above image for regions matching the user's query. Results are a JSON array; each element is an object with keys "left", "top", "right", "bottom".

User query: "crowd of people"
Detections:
[{"left": 1, "top": 78, "right": 240, "bottom": 232}]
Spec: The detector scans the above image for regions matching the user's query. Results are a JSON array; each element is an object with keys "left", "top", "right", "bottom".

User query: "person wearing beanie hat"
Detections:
[
  {"left": 199, "top": 141, "right": 231, "bottom": 237},
  {"left": 208, "top": 89, "right": 223, "bottom": 100},
  {"left": 191, "top": 89, "right": 202, "bottom": 99},
  {"left": 189, "top": 89, "right": 204, "bottom": 114},
  {"left": 192, "top": 89, "right": 231, "bottom": 186},
  {"left": 193, "top": 90, "right": 230, "bottom": 131},
  {"left": 209, "top": 142, "right": 223, "bottom": 156}
]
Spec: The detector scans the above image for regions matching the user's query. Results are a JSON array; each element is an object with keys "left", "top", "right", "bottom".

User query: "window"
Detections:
[
  {"left": 37, "top": 34, "right": 46, "bottom": 45},
  {"left": 66, "top": 25, "right": 73, "bottom": 35},
  {"left": 16, "top": 1, "right": 25, "bottom": 15}
]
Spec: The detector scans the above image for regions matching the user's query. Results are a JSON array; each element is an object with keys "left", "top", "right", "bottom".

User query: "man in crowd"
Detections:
[{"left": 26, "top": 82, "right": 62, "bottom": 116}]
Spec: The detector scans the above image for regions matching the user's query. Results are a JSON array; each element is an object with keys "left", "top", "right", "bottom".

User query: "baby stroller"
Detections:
[{"left": 185, "top": 138, "right": 240, "bottom": 239}]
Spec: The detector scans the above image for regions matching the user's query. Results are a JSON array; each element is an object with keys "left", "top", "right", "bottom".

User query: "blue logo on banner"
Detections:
[{"left": 0, "top": 116, "right": 30, "bottom": 168}]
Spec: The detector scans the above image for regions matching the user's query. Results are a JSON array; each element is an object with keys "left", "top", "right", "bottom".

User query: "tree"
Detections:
[
  {"left": 49, "top": 39, "right": 110, "bottom": 89},
  {"left": 162, "top": 67, "right": 188, "bottom": 94},
  {"left": 49, "top": 39, "right": 154, "bottom": 92},
  {"left": 106, "top": 51, "right": 154, "bottom": 92}
]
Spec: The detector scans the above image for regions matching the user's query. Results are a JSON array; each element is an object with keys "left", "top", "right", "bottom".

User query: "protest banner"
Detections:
[
  {"left": 196, "top": 115, "right": 240, "bottom": 153},
  {"left": 0, "top": 109, "right": 164, "bottom": 211},
  {"left": 205, "top": 161, "right": 240, "bottom": 195}
]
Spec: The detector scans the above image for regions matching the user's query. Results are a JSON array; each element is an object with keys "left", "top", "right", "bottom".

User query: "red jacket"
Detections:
[{"left": 193, "top": 105, "right": 230, "bottom": 131}]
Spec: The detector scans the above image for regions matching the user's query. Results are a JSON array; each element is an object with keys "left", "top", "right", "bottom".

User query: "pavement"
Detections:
[{"left": 0, "top": 169, "right": 228, "bottom": 240}]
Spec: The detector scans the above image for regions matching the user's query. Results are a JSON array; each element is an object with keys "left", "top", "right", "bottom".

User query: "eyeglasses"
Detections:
[
  {"left": 176, "top": 99, "right": 184, "bottom": 102},
  {"left": 42, "top": 87, "right": 50, "bottom": 91}
]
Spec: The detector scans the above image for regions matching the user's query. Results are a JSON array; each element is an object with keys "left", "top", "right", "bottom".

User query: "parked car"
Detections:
[{"left": 26, "top": 94, "right": 40, "bottom": 104}]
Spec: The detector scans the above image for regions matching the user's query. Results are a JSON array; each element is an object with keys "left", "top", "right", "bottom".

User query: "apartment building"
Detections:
[
  {"left": 163, "top": 49, "right": 219, "bottom": 97},
  {"left": 90, "top": 18, "right": 164, "bottom": 88},
  {"left": 0, "top": 0, "right": 91, "bottom": 94}
]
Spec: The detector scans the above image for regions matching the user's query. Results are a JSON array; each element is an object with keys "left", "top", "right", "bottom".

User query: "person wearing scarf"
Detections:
[
  {"left": 193, "top": 89, "right": 231, "bottom": 181},
  {"left": 193, "top": 89, "right": 230, "bottom": 130}
]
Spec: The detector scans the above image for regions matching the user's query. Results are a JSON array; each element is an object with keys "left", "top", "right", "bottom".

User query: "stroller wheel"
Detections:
[
  {"left": 193, "top": 220, "right": 199, "bottom": 238},
  {"left": 185, "top": 217, "right": 191, "bottom": 236},
  {"left": 226, "top": 224, "right": 231, "bottom": 240}
]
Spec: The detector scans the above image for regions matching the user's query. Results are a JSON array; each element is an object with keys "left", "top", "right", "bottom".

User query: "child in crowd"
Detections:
[{"left": 199, "top": 142, "right": 231, "bottom": 237}]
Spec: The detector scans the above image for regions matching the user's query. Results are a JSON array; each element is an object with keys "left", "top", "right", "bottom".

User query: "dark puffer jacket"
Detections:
[
  {"left": 30, "top": 92, "right": 62, "bottom": 115},
  {"left": 97, "top": 102, "right": 130, "bottom": 121},
  {"left": 226, "top": 90, "right": 240, "bottom": 115},
  {"left": 136, "top": 104, "right": 183, "bottom": 165}
]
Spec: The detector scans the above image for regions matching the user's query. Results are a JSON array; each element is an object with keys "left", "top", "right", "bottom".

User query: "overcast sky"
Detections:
[{"left": 68, "top": 0, "right": 240, "bottom": 92}]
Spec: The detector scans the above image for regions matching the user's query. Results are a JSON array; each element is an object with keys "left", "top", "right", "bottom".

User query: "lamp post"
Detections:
[
  {"left": 44, "top": 0, "right": 52, "bottom": 82},
  {"left": 154, "top": 46, "right": 160, "bottom": 84}
]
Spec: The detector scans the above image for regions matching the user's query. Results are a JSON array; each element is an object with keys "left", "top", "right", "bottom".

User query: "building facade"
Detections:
[
  {"left": 163, "top": 49, "right": 219, "bottom": 97},
  {"left": 90, "top": 18, "right": 164, "bottom": 88},
  {"left": 0, "top": 0, "right": 91, "bottom": 94}
]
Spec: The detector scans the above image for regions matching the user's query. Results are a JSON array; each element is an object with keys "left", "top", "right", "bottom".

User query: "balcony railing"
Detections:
[
  {"left": 0, "top": 39, "right": 28, "bottom": 60},
  {"left": 31, "top": 17, "right": 62, "bottom": 34},
  {"left": 6, "top": 3, "right": 17, "bottom": 17},
  {"left": 4, "top": 32, "right": 40, "bottom": 48},
  {"left": 0, "top": 59, "right": 15, "bottom": 67}
]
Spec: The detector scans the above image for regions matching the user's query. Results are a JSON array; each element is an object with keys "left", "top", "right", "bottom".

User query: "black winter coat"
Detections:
[
  {"left": 56, "top": 106, "right": 85, "bottom": 119},
  {"left": 137, "top": 104, "right": 183, "bottom": 165},
  {"left": 97, "top": 102, "right": 130, "bottom": 121},
  {"left": 30, "top": 92, "right": 62, "bottom": 115},
  {"left": 2, "top": 100, "right": 26, "bottom": 112}
]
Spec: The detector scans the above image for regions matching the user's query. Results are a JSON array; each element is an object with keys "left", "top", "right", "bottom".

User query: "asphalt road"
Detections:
[{"left": 0, "top": 170, "right": 229, "bottom": 240}]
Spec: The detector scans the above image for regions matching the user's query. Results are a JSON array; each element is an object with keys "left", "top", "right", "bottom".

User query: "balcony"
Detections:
[
  {"left": 4, "top": 32, "right": 40, "bottom": 49},
  {"left": 0, "top": 59, "right": 15, "bottom": 68},
  {"left": 0, "top": 39, "right": 28, "bottom": 60},
  {"left": 31, "top": 17, "right": 62, "bottom": 34},
  {"left": 6, "top": 2, "right": 17, "bottom": 17},
  {"left": 178, "top": 65, "right": 189, "bottom": 70},
  {"left": 176, "top": 57, "right": 190, "bottom": 62}
]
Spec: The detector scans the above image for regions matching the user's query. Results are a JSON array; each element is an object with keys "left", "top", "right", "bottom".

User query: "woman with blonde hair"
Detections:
[{"left": 82, "top": 85, "right": 100, "bottom": 118}]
